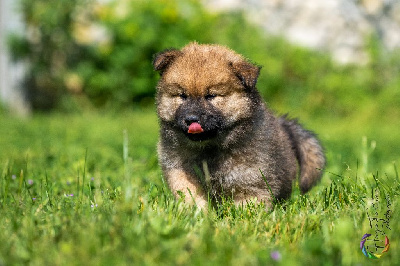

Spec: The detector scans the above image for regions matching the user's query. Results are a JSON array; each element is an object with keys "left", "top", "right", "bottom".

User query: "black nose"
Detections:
[{"left": 185, "top": 114, "right": 200, "bottom": 125}]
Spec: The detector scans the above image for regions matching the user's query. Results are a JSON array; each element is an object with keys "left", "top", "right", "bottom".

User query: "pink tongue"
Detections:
[{"left": 188, "top": 122, "right": 204, "bottom": 134}]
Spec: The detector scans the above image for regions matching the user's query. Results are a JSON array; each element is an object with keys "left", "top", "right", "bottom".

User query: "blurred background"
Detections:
[
  {"left": 0, "top": 0, "right": 399, "bottom": 172},
  {"left": 1, "top": 0, "right": 399, "bottom": 113}
]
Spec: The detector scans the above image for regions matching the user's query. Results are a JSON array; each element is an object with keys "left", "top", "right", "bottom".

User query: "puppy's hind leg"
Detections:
[{"left": 233, "top": 189, "right": 274, "bottom": 211}]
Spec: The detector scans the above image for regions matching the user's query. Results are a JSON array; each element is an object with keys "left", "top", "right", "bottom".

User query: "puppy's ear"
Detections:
[
  {"left": 153, "top": 49, "right": 182, "bottom": 75},
  {"left": 230, "top": 61, "right": 261, "bottom": 90}
]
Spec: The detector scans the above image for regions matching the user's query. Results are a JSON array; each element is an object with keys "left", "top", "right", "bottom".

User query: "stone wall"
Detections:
[{"left": 205, "top": 0, "right": 400, "bottom": 64}]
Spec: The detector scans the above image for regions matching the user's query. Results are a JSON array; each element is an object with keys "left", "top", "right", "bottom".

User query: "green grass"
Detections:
[{"left": 0, "top": 108, "right": 399, "bottom": 265}]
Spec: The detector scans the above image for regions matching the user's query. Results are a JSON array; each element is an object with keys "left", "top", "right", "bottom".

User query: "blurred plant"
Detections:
[
  {"left": 7, "top": 0, "right": 400, "bottom": 116},
  {"left": 8, "top": 0, "right": 93, "bottom": 110}
]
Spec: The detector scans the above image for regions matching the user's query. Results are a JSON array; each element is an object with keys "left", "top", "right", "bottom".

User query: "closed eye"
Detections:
[
  {"left": 205, "top": 94, "right": 216, "bottom": 100},
  {"left": 179, "top": 93, "right": 187, "bottom": 100}
]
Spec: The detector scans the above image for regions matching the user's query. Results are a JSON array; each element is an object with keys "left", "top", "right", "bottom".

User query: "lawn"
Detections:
[{"left": 0, "top": 107, "right": 399, "bottom": 265}]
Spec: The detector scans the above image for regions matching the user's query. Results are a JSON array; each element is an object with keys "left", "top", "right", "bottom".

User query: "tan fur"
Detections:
[
  {"left": 166, "top": 168, "right": 208, "bottom": 208},
  {"left": 153, "top": 42, "right": 325, "bottom": 210}
]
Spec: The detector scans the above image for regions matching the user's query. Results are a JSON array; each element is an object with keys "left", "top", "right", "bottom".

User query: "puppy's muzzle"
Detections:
[{"left": 184, "top": 114, "right": 200, "bottom": 125}]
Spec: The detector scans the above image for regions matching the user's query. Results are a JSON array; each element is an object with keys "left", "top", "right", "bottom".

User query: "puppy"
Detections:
[{"left": 153, "top": 42, "right": 325, "bottom": 209}]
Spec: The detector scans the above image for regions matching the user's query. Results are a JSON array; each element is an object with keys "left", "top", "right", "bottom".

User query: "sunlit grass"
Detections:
[{"left": 0, "top": 108, "right": 399, "bottom": 265}]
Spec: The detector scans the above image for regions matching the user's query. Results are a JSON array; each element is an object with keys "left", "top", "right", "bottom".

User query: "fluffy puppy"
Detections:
[{"left": 153, "top": 42, "right": 325, "bottom": 209}]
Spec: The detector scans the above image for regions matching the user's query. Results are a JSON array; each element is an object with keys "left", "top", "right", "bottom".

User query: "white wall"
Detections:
[
  {"left": 206, "top": 0, "right": 400, "bottom": 65},
  {"left": 0, "top": 0, "right": 29, "bottom": 115}
]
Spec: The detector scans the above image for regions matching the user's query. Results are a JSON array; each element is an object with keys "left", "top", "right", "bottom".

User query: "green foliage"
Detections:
[
  {"left": 8, "top": 0, "right": 92, "bottom": 110},
  {"left": 0, "top": 110, "right": 399, "bottom": 264},
  {"left": 9, "top": 0, "right": 400, "bottom": 116}
]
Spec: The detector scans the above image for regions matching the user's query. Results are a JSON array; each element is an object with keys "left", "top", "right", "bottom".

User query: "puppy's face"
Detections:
[{"left": 154, "top": 43, "right": 260, "bottom": 143}]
